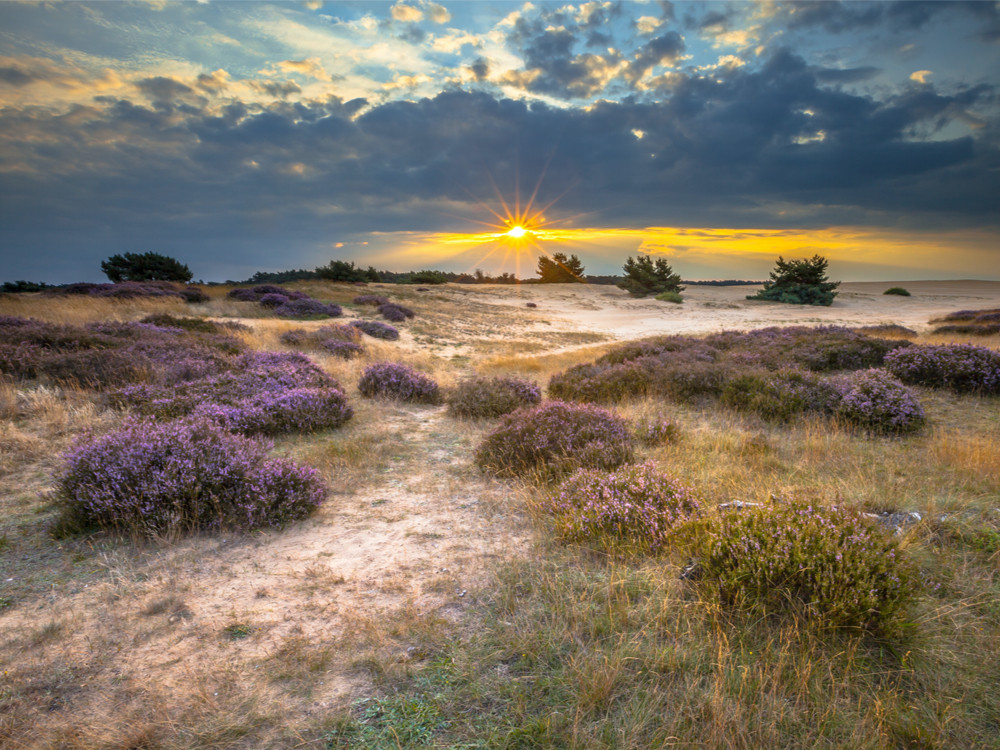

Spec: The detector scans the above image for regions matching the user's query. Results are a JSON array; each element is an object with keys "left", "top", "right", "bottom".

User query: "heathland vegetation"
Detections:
[{"left": 1, "top": 273, "right": 999, "bottom": 748}]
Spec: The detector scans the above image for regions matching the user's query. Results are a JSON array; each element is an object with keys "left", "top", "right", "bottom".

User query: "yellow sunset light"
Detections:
[{"left": 506, "top": 225, "right": 528, "bottom": 238}]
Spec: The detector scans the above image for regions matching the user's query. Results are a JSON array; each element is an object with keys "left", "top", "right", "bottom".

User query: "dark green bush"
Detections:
[
  {"left": 884, "top": 287, "right": 911, "bottom": 296},
  {"left": 721, "top": 369, "right": 840, "bottom": 421},
  {"left": 703, "top": 501, "right": 916, "bottom": 632}
]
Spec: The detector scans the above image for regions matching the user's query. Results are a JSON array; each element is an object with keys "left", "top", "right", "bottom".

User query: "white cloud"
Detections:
[
  {"left": 636, "top": 16, "right": 662, "bottom": 35},
  {"left": 391, "top": 3, "right": 423, "bottom": 23},
  {"left": 425, "top": 2, "right": 451, "bottom": 24}
]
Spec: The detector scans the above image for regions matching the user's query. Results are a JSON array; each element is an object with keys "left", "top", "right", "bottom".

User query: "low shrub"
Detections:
[
  {"left": 259, "top": 293, "right": 290, "bottom": 308},
  {"left": 474, "top": 400, "right": 633, "bottom": 478},
  {"left": 353, "top": 295, "right": 390, "bottom": 306},
  {"left": 884, "top": 287, "right": 911, "bottom": 296},
  {"left": 834, "top": 369, "right": 925, "bottom": 433},
  {"left": 350, "top": 320, "right": 400, "bottom": 341},
  {"left": 194, "top": 387, "right": 353, "bottom": 436},
  {"left": 55, "top": 419, "right": 327, "bottom": 537},
  {"left": 377, "top": 302, "right": 415, "bottom": 322},
  {"left": 446, "top": 376, "right": 541, "bottom": 418},
  {"left": 633, "top": 416, "right": 679, "bottom": 445},
  {"left": 551, "top": 463, "right": 700, "bottom": 551},
  {"left": 358, "top": 362, "right": 441, "bottom": 403},
  {"left": 140, "top": 314, "right": 223, "bottom": 334},
  {"left": 548, "top": 360, "right": 653, "bottom": 404},
  {"left": 936, "top": 308, "right": 1000, "bottom": 323},
  {"left": 721, "top": 369, "right": 840, "bottom": 421},
  {"left": 655, "top": 291, "right": 683, "bottom": 304},
  {"left": 273, "top": 298, "right": 342, "bottom": 319},
  {"left": 702, "top": 500, "right": 916, "bottom": 632},
  {"left": 932, "top": 323, "right": 1000, "bottom": 336},
  {"left": 884, "top": 344, "right": 1000, "bottom": 394},
  {"left": 180, "top": 286, "right": 210, "bottom": 303},
  {"left": 320, "top": 339, "right": 364, "bottom": 359}
]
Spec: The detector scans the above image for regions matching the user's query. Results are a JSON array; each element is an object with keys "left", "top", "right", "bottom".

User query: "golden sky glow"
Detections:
[{"left": 362, "top": 225, "right": 999, "bottom": 281}]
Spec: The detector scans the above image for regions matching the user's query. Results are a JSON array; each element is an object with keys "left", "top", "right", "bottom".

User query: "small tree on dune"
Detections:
[
  {"left": 618, "top": 254, "right": 684, "bottom": 297},
  {"left": 747, "top": 254, "right": 840, "bottom": 306},
  {"left": 537, "top": 252, "right": 586, "bottom": 283},
  {"left": 101, "top": 252, "right": 193, "bottom": 283}
]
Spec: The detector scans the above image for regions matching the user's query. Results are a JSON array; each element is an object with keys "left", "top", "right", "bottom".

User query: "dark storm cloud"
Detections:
[
  {"left": 136, "top": 76, "right": 195, "bottom": 102},
  {"left": 0, "top": 64, "right": 36, "bottom": 87},
  {"left": 0, "top": 49, "right": 997, "bottom": 281}
]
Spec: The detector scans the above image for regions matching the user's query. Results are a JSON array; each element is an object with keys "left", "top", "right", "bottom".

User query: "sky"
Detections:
[{"left": 1, "top": 0, "right": 998, "bottom": 283}]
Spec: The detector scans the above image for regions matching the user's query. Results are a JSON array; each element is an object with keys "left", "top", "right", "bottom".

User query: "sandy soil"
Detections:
[{"left": 441, "top": 280, "right": 1000, "bottom": 339}]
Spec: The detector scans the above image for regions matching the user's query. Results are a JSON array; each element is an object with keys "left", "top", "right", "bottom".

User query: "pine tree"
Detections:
[
  {"left": 618, "top": 254, "right": 684, "bottom": 297},
  {"left": 747, "top": 255, "right": 839, "bottom": 306},
  {"left": 536, "top": 252, "right": 586, "bottom": 283},
  {"left": 100, "top": 252, "right": 193, "bottom": 283}
]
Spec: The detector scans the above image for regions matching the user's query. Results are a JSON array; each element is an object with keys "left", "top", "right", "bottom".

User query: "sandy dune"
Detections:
[{"left": 444, "top": 280, "right": 1000, "bottom": 339}]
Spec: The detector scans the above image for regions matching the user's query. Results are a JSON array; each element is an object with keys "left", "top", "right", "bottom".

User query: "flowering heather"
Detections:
[
  {"left": 55, "top": 418, "right": 327, "bottom": 538},
  {"left": 350, "top": 320, "right": 400, "bottom": 341},
  {"left": 273, "top": 298, "right": 343, "bottom": 319},
  {"left": 884, "top": 344, "right": 1000, "bottom": 394},
  {"left": 259, "top": 293, "right": 290, "bottom": 308},
  {"left": 932, "top": 323, "right": 1000, "bottom": 336},
  {"left": 447, "top": 376, "right": 542, "bottom": 418},
  {"left": 358, "top": 362, "right": 441, "bottom": 403},
  {"left": 42, "top": 281, "right": 185, "bottom": 299},
  {"left": 227, "top": 287, "right": 261, "bottom": 302},
  {"left": 834, "top": 369, "right": 925, "bottom": 434},
  {"left": 937, "top": 307, "right": 1000, "bottom": 323},
  {"left": 193, "top": 386, "right": 353, "bottom": 436},
  {"left": 703, "top": 501, "right": 916, "bottom": 632},
  {"left": 474, "top": 400, "right": 633, "bottom": 479},
  {"left": 110, "top": 350, "right": 348, "bottom": 431},
  {"left": 551, "top": 463, "right": 700, "bottom": 552},
  {"left": 353, "top": 294, "right": 390, "bottom": 306},
  {"left": 377, "top": 302, "right": 415, "bottom": 322},
  {"left": 721, "top": 369, "right": 841, "bottom": 422}
]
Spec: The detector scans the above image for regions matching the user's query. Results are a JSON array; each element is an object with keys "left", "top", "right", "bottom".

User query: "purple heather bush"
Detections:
[
  {"left": 932, "top": 323, "right": 1000, "bottom": 336},
  {"left": 193, "top": 386, "right": 352, "bottom": 436},
  {"left": 551, "top": 463, "right": 700, "bottom": 552},
  {"left": 548, "top": 360, "right": 654, "bottom": 404},
  {"left": 227, "top": 288, "right": 261, "bottom": 302},
  {"left": 703, "top": 501, "right": 916, "bottom": 632},
  {"left": 258, "top": 293, "right": 290, "bottom": 308},
  {"left": 474, "top": 400, "right": 633, "bottom": 479},
  {"left": 43, "top": 281, "right": 184, "bottom": 300},
  {"left": 110, "top": 350, "right": 350, "bottom": 433},
  {"left": 350, "top": 320, "right": 400, "bottom": 341},
  {"left": 358, "top": 362, "right": 441, "bottom": 403},
  {"left": 834, "top": 368, "right": 925, "bottom": 434},
  {"left": 180, "top": 286, "right": 210, "bottom": 303},
  {"left": 273, "top": 298, "right": 342, "bottom": 319},
  {"left": 377, "top": 302, "right": 416, "bottom": 322},
  {"left": 446, "top": 376, "right": 542, "bottom": 419},
  {"left": 353, "top": 294, "right": 390, "bottom": 306},
  {"left": 55, "top": 418, "right": 327, "bottom": 538},
  {"left": 884, "top": 343, "right": 1000, "bottom": 394}
]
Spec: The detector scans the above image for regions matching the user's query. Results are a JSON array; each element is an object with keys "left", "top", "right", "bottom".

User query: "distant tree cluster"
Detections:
[
  {"left": 101, "top": 252, "right": 193, "bottom": 283},
  {"left": 747, "top": 255, "right": 840, "bottom": 306},
  {"left": 315, "top": 260, "right": 381, "bottom": 283},
  {"left": 1, "top": 280, "right": 50, "bottom": 293}
]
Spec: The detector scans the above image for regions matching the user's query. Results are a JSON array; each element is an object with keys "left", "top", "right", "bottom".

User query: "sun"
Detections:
[{"left": 506, "top": 225, "right": 528, "bottom": 239}]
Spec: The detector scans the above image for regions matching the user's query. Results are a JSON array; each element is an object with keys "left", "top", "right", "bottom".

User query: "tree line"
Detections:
[{"left": 3, "top": 250, "right": 841, "bottom": 306}]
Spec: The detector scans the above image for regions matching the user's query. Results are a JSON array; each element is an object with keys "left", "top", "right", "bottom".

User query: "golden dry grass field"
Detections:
[{"left": 1, "top": 280, "right": 999, "bottom": 749}]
